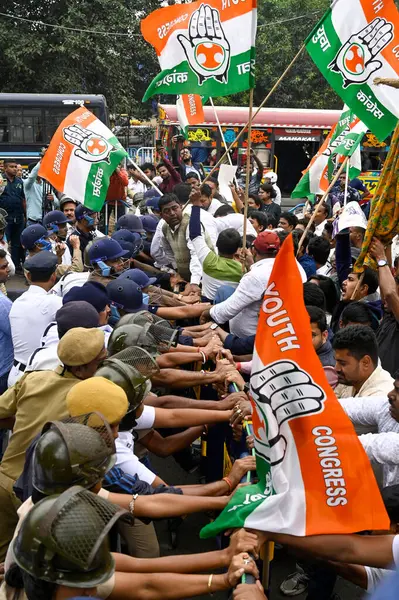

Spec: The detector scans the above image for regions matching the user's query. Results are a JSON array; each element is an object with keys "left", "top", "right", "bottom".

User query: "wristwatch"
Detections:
[
  {"left": 210, "top": 322, "right": 218, "bottom": 330},
  {"left": 377, "top": 259, "right": 388, "bottom": 268}
]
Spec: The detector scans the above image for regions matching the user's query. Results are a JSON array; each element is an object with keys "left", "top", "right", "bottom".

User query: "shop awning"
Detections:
[{"left": 159, "top": 105, "right": 341, "bottom": 129}]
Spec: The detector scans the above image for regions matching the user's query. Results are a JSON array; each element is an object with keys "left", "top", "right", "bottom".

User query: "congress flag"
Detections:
[
  {"left": 292, "top": 106, "right": 368, "bottom": 199},
  {"left": 176, "top": 95, "right": 205, "bottom": 138},
  {"left": 201, "top": 235, "right": 389, "bottom": 539},
  {"left": 39, "top": 107, "right": 127, "bottom": 212},
  {"left": 306, "top": 0, "right": 399, "bottom": 140},
  {"left": 141, "top": 0, "right": 257, "bottom": 101}
]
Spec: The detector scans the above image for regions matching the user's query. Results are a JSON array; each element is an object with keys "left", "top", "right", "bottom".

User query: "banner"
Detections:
[
  {"left": 292, "top": 106, "right": 368, "bottom": 199},
  {"left": 176, "top": 95, "right": 205, "bottom": 138},
  {"left": 306, "top": 0, "right": 399, "bottom": 140},
  {"left": 201, "top": 235, "right": 389, "bottom": 539},
  {"left": 38, "top": 108, "right": 127, "bottom": 212},
  {"left": 355, "top": 120, "right": 399, "bottom": 271},
  {"left": 141, "top": 0, "right": 257, "bottom": 101}
]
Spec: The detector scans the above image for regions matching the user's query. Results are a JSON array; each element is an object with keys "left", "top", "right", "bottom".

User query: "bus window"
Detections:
[
  {"left": 1, "top": 108, "right": 44, "bottom": 144},
  {"left": 44, "top": 108, "right": 74, "bottom": 142}
]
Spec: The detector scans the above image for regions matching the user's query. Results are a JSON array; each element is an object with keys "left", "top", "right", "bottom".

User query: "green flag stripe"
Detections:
[
  {"left": 305, "top": 11, "right": 397, "bottom": 140},
  {"left": 83, "top": 136, "right": 127, "bottom": 212},
  {"left": 143, "top": 49, "right": 255, "bottom": 102},
  {"left": 291, "top": 170, "right": 311, "bottom": 199}
]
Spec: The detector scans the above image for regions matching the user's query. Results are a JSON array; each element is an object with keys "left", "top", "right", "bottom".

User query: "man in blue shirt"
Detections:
[
  {"left": 0, "top": 248, "right": 13, "bottom": 393},
  {"left": 0, "top": 160, "right": 26, "bottom": 270}
]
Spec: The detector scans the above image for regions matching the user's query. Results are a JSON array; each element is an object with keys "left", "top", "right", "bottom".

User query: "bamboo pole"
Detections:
[
  {"left": 297, "top": 157, "right": 350, "bottom": 256},
  {"left": 209, "top": 97, "right": 237, "bottom": 186},
  {"left": 129, "top": 159, "right": 162, "bottom": 195},
  {"left": 242, "top": 88, "right": 254, "bottom": 251},
  {"left": 203, "top": 45, "right": 306, "bottom": 183}
]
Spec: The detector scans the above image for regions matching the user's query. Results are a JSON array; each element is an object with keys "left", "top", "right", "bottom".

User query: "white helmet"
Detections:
[{"left": 264, "top": 171, "right": 278, "bottom": 184}]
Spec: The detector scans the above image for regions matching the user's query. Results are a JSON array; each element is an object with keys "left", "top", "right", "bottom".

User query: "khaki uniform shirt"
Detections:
[{"left": 0, "top": 366, "right": 78, "bottom": 481}]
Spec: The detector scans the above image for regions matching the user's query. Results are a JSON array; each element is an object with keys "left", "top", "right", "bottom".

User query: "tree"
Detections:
[{"left": 0, "top": 0, "right": 159, "bottom": 116}]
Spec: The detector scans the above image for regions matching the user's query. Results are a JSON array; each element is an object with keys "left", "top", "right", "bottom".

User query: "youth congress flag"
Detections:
[
  {"left": 141, "top": 0, "right": 257, "bottom": 101},
  {"left": 176, "top": 95, "right": 205, "bottom": 138},
  {"left": 39, "top": 107, "right": 127, "bottom": 212},
  {"left": 201, "top": 235, "right": 389, "bottom": 539},
  {"left": 292, "top": 105, "right": 367, "bottom": 198},
  {"left": 306, "top": 0, "right": 399, "bottom": 141}
]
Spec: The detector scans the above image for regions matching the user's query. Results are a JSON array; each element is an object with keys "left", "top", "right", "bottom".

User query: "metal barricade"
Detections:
[{"left": 136, "top": 147, "right": 155, "bottom": 165}]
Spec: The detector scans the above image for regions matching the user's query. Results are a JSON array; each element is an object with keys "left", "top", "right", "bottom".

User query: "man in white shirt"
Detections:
[
  {"left": 8, "top": 251, "right": 62, "bottom": 386},
  {"left": 203, "top": 231, "right": 306, "bottom": 337},
  {"left": 196, "top": 183, "right": 224, "bottom": 216},
  {"left": 126, "top": 164, "right": 147, "bottom": 199},
  {"left": 213, "top": 205, "right": 257, "bottom": 237},
  {"left": 333, "top": 325, "right": 393, "bottom": 402}
]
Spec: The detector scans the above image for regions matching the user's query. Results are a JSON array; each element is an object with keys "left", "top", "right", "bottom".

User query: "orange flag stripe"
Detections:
[
  {"left": 359, "top": 0, "right": 399, "bottom": 77},
  {"left": 38, "top": 108, "right": 98, "bottom": 192},
  {"left": 141, "top": 0, "right": 256, "bottom": 57}
]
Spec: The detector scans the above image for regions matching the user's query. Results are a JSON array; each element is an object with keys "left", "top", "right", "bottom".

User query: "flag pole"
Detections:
[
  {"left": 209, "top": 97, "right": 238, "bottom": 186},
  {"left": 297, "top": 156, "right": 349, "bottom": 256},
  {"left": 242, "top": 88, "right": 255, "bottom": 252},
  {"left": 129, "top": 159, "right": 162, "bottom": 195},
  {"left": 343, "top": 158, "right": 350, "bottom": 206},
  {"left": 204, "top": 45, "right": 305, "bottom": 183}
]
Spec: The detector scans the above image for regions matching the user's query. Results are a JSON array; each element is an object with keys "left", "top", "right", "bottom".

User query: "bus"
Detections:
[{"left": 0, "top": 93, "right": 109, "bottom": 170}]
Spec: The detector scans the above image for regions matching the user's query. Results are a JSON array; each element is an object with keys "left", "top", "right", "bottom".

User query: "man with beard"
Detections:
[
  {"left": 178, "top": 146, "right": 202, "bottom": 181},
  {"left": 157, "top": 147, "right": 182, "bottom": 194},
  {"left": 43, "top": 210, "right": 83, "bottom": 275},
  {"left": 333, "top": 325, "right": 393, "bottom": 401}
]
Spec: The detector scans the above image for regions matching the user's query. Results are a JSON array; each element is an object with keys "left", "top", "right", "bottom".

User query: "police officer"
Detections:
[
  {"left": 20, "top": 224, "right": 52, "bottom": 258},
  {"left": 87, "top": 238, "right": 130, "bottom": 286},
  {"left": 43, "top": 209, "right": 83, "bottom": 273},
  {"left": 67, "top": 204, "right": 99, "bottom": 259},
  {"left": 116, "top": 213, "right": 145, "bottom": 235},
  {"left": 8, "top": 251, "right": 62, "bottom": 386}
]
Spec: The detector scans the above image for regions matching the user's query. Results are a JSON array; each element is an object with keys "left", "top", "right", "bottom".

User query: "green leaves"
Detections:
[{"left": 0, "top": 0, "right": 159, "bottom": 116}]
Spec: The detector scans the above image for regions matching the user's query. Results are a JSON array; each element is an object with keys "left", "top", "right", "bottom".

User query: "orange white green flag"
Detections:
[
  {"left": 141, "top": 0, "right": 257, "bottom": 101},
  {"left": 176, "top": 95, "right": 205, "bottom": 138},
  {"left": 201, "top": 235, "right": 389, "bottom": 539},
  {"left": 38, "top": 107, "right": 127, "bottom": 212}
]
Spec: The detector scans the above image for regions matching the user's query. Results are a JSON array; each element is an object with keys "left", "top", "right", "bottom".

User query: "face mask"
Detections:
[
  {"left": 109, "top": 304, "right": 121, "bottom": 326},
  {"left": 36, "top": 237, "right": 52, "bottom": 252},
  {"left": 142, "top": 293, "right": 150, "bottom": 305}
]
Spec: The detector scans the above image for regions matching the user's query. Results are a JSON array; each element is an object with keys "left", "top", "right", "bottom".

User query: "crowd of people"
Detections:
[{"left": 0, "top": 141, "right": 398, "bottom": 600}]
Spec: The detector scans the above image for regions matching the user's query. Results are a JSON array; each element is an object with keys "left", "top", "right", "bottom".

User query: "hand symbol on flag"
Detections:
[
  {"left": 328, "top": 18, "right": 393, "bottom": 88},
  {"left": 63, "top": 125, "right": 114, "bottom": 164},
  {"left": 178, "top": 3, "right": 231, "bottom": 85},
  {"left": 251, "top": 361, "right": 326, "bottom": 466}
]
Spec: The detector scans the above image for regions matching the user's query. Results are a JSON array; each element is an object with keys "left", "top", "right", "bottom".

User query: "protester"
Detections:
[
  {"left": 333, "top": 325, "right": 393, "bottom": 400},
  {"left": 189, "top": 199, "right": 242, "bottom": 301},
  {"left": 192, "top": 183, "right": 223, "bottom": 216},
  {"left": 202, "top": 232, "right": 306, "bottom": 337},
  {"left": 24, "top": 161, "right": 54, "bottom": 226},
  {"left": 258, "top": 183, "right": 281, "bottom": 222},
  {"left": 264, "top": 170, "right": 282, "bottom": 205},
  {"left": 157, "top": 147, "right": 182, "bottom": 194},
  {"left": 151, "top": 193, "right": 218, "bottom": 295},
  {"left": 278, "top": 212, "right": 298, "bottom": 232},
  {"left": 306, "top": 305, "right": 335, "bottom": 368}
]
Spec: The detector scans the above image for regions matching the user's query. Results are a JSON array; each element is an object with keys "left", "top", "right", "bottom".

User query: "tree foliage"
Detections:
[
  {"left": 0, "top": 0, "right": 159, "bottom": 116},
  {"left": 1, "top": 0, "right": 392, "bottom": 114}
]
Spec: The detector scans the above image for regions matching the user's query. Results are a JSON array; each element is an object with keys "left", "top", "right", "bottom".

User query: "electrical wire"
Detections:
[{"left": 0, "top": 9, "right": 323, "bottom": 37}]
